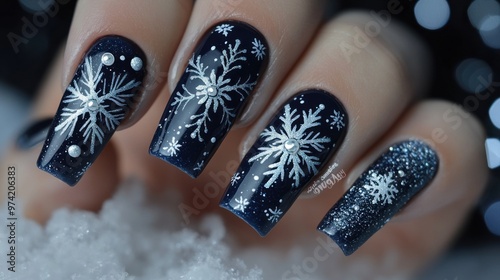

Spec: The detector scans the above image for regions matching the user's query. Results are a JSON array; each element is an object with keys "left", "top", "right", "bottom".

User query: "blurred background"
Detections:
[{"left": 0, "top": 0, "right": 499, "bottom": 278}]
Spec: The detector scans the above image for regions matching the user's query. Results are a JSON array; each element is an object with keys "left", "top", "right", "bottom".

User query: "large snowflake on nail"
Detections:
[
  {"left": 363, "top": 172, "right": 398, "bottom": 205},
  {"left": 55, "top": 56, "right": 140, "bottom": 153},
  {"left": 249, "top": 104, "right": 331, "bottom": 188},
  {"left": 172, "top": 40, "right": 256, "bottom": 142}
]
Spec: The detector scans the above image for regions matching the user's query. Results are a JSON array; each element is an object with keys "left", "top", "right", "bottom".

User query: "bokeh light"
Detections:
[
  {"left": 455, "top": 58, "right": 493, "bottom": 94},
  {"left": 414, "top": 0, "right": 451, "bottom": 30}
]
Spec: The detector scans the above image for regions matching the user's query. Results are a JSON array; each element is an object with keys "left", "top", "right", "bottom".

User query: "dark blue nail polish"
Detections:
[
  {"left": 37, "top": 36, "right": 146, "bottom": 186},
  {"left": 149, "top": 21, "right": 269, "bottom": 178},
  {"left": 317, "top": 140, "right": 439, "bottom": 255},
  {"left": 219, "top": 90, "right": 348, "bottom": 236},
  {"left": 16, "top": 118, "right": 53, "bottom": 150}
]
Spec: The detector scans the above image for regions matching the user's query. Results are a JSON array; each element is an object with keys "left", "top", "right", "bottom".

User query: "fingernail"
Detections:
[
  {"left": 149, "top": 21, "right": 268, "bottom": 177},
  {"left": 37, "top": 36, "right": 146, "bottom": 186},
  {"left": 317, "top": 140, "right": 439, "bottom": 255},
  {"left": 16, "top": 118, "right": 53, "bottom": 150},
  {"left": 219, "top": 90, "right": 348, "bottom": 235}
]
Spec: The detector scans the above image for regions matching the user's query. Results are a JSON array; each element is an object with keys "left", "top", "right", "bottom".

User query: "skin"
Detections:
[{"left": 0, "top": 1, "right": 488, "bottom": 278}]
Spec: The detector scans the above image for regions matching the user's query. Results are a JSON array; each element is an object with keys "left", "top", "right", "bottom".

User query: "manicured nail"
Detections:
[
  {"left": 16, "top": 118, "right": 53, "bottom": 150},
  {"left": 149, "top": 21, "right": 268, "bottom": 177},
  {"left": 220, "top": 90, "right": 348, "bottom": 236},
  {"left": 37, "top": 36, "right": 146, "bottom": 186},
  {"left": 317, "top": 140, "right": 439, "bottom": 256}
]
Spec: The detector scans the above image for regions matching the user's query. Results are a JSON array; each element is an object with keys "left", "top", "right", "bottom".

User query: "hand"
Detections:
[{"left": 1, "top": 1, "right": 488, "bottom": 278}]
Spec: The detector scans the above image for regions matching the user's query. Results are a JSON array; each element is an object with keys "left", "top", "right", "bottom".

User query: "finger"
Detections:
[
  {"left": 1, "top": 48, "right": 119, "bottom": 223},
  {"left": 218, "top": 11, "right": 430, "bottom": 237},
  {"left": 318, "top": 101, "right": 487, "bottom": 272},
  {"left": 149, "top": 0, "right": 327, "bottom": 177},
  {"left": 37, "top": 0, "right": 193, "bottom": 185}
]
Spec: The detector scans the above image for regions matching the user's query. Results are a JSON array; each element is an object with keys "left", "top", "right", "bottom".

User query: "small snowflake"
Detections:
[
  {"left": 330, "top": 110, "right": 345, "bottom": 131},
  {"left": 215, "top": 24, "right": 234, "bottom": 36},
  {"left": 194, "top": 160, "right": 204, "bottom": 171},
  {"left": 234, "top": 196, "right": 250, "bottom": 213},
  {"left": 363, "top": 172, "right": 398, "bottom": 205},
  {"left": 249, "top": 104, "right": 331, "bottom": 188},
  {"left": 265, "top": 207, "right": 283, "bottom": 223},
  {"left": 230, "top": 172, "right": 241, "bottom": 186},
  {"left": 162, "top": 136, "right": 181, "bottom": 156},
  {"left": 251, "top": 38, "right": 266, "bottom": 61}
]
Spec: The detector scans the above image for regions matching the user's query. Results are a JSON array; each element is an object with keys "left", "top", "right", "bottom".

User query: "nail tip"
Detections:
[
  {"left": 317, "top": 225, "right": 355, "bottom": 256},
  {"left": 219, "top": 201, "right": 270, "bottom": 236},
  {"left": 148, "top": 147, "right": 203, "bottom": 178},
  {"left": 36, "top": 161, "right": 79, "bottom": 186}
]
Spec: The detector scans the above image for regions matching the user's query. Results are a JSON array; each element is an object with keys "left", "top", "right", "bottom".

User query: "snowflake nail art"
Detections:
[
  {"left": 220, "top": 90, "right": 348, "bottom": 236},
  {"left": 317, "top": 140, "right": 439, "bottom": 256},
  {"left": 37, "top": 36, "right": 146, "bottom": 186},
  {"left": 150, "top": 21, "right": 268, "bottom": 178}
]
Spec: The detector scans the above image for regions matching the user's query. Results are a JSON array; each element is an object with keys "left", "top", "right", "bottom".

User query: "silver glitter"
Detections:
[
  {"left": 101, "top": 52, "right": 115, "bottom": 66},
  {"left": 318, "top": 139, "right": 439, "bottom": 256},
  {"left": 68, "top": 145, "right": 81, "bottom": 158},
  {"left": 130, "top": 57, "right": 143, "bottom": 71}
]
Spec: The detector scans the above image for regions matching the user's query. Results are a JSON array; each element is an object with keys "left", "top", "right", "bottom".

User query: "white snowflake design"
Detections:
[
  {"left": 251, "top": 38, "right": 266, "bottom": 61},
  {"left": 363, "top": 172, "right": 399, "bottom": 205},
  {"left": 233, "top": 196, "right": 250, "bottom": 213},
  {"left": 55, "top": 56, "right": 140, "bottom": 154},
  {"left": 230, "top": 172, "right": 241, "bottom": 186},
  {"left": 330, "top": 110, "right": 346, "bottom": 131},
  {"left": 249, "top": 104, "right": 331, "bottom": 188},
  {"left": 162, "top": 136, "right": 181, "bottom": 156},
  {"left": 215, "top": 24, "right": 234, "bottom": 36},
  {"left": 265, "top": 207, "right": 283, "bottom": 223},
  {"left": 194, "top": 160, "right": 205, "bottom": 171},
  {"left": 172, "top": 40, "right": 256, "bottom": 142}
]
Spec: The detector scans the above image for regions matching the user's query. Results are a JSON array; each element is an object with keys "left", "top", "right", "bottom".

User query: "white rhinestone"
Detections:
[
  {"left": 101, "top": 52, "right": 115, "bottom": 66},
  {"left": 207, "top": 86, "right": 217, "bottom": 97},
  {"left": 120, "top": 55, "right": 125, "bottom": 61},
  {"left": 284, "top": 139, "right": 300, "bottom": 154},
  {"left": 86, "top": 99, "right": 99, "bottom": 111},
  {"left": 398, "top": 170, "right": 406, "bottom": 177},
  {"left": 68, "top": 145, "right": 81, "bottom": 158},
  {"left": 131, "top": 57, "right": 143, "bottom": 71},
  {"left": 211, "top": 137, "right": 216, "bottom": 143},
  {"left": 319, "top": 104, "right": 325, "bottom": 110}
]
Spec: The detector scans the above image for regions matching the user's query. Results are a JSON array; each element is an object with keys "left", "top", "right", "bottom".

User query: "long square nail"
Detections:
[
  {"left": 149, "top": 21, "right": 268, "bottom": 177},
  {"left": 37, "top": 36, "right": 146, "bottom": 186},
  {"left": 317, "top": 140, "right": 439, "bottom": 255},
  {"left": 220, "top": 90, "right": 348, "bottom": 235}
]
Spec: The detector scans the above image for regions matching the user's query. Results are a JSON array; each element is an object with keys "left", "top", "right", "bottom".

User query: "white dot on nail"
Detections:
[
  {"left": 68, "top": 145, "right": 81, "bottom": 158},
  {"left": 101, "top": 52, "right": 115, "bottom": 66},
  {"left": 131, "top": 57, "right": 143, "bottom": 71}
]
